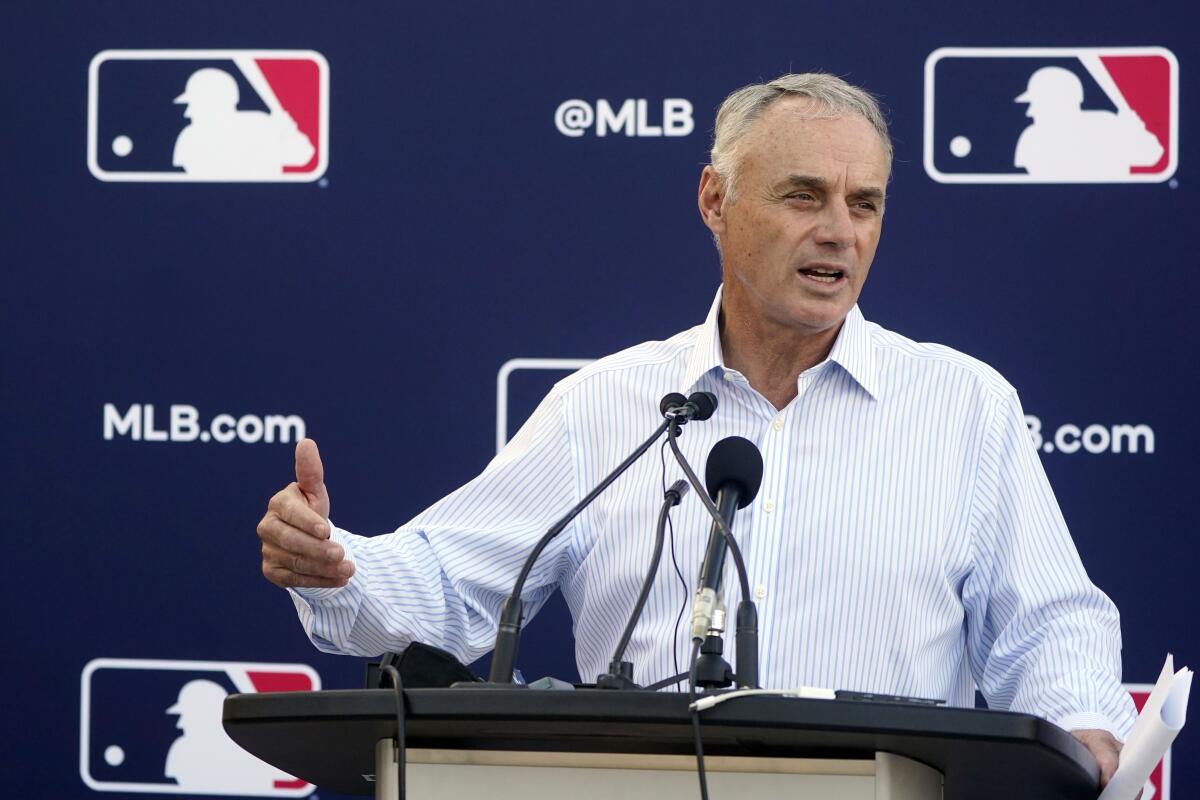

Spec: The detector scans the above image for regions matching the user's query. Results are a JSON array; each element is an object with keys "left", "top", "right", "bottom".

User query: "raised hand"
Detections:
[{"left": 257, "top": 438, "right": 354, "bottom": 589}]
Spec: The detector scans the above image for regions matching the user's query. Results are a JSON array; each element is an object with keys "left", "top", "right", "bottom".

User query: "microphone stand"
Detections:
[
  {"left": 481, "top": 395, "right": 704, "bottom": 685},
  {"left": 693, "top": 601, "right": 735, "bottom": 690},
  {"left": 597, "top": 478, "right": 690, "bottom": 689}
]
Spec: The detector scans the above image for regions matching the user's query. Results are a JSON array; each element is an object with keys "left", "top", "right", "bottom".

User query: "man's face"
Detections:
[{"left": 700, "top": 97, "right": 890, "bottom": 336}]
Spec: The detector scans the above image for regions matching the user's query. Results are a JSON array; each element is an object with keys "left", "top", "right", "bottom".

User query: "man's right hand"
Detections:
[{"left": 257, "top": 438, "right": 355, "bottom": 589}]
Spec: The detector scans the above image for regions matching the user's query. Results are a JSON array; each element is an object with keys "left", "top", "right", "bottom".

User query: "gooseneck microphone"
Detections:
[
  {"left": 690, "top": 437, "right": 763, "bottom": 640},
  {"left": 485, "top": 392, "right": 715, "bottom": 684}
]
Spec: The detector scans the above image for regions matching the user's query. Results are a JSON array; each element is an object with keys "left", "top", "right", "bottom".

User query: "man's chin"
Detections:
[{"left": 776, "top": 297, "right": 854, "bottom": 334}]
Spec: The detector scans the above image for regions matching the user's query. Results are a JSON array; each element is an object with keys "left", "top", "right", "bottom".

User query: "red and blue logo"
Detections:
[
  {"left": 1126, "top": 683, "right": 1172, "bottom": 800},
  {"left": 87, "top": 50, "right": 329, "bottom": 182},
  {"left": 80, "top": 657, "right": 319, "bottom": 796},
  {"left": 924, "top": 47, "right": 1177, "bottom": 184}
]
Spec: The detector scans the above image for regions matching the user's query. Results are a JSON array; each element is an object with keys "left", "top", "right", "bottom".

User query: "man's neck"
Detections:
[{"left": 719, "top": 308, "right": 843, "bottom": 411}]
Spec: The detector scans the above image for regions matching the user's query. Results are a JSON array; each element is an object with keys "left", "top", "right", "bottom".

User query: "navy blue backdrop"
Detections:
[{"left": 2, "top": 1, "right": 1194, "bottom": 798}]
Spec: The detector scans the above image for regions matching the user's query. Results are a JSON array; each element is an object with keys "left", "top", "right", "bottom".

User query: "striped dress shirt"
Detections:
[{"left": 292, "top": 288, "right": 1136, "bottom": 737}]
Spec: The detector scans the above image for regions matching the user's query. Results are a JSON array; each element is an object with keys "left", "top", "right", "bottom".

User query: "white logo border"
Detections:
[
  {"left": 86, "top": 49, "right": 330, "bottom": 183},
  {"left": 495, "top": 358, "right": 592, "bottom": 454},
  {"left": 79, "top": 656, "right": 320, "bottom": 796},
  {"left": 923, "top": 46, "right": 1179, "bottom": 184}
]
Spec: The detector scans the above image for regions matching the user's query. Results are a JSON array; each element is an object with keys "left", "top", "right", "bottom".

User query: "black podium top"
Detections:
[{"left": 224, "top": 688, "right": 1099, "bottom": 799}]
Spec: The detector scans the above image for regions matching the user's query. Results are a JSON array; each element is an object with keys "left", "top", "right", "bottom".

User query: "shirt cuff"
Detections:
[
  {"left": 1055, "top": 711, "right": 1125, "bottom": 742},
  {"left": 288, "top": 523, "right": 357, "bottom": 603}
]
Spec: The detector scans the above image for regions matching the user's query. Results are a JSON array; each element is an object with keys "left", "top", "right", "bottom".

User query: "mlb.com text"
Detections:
[
  {"left": 101, "top": 404, "right": 1151, "bottom": 455},
  {"left": 1025, "top": 415, "right": 1154, "bottom": 454},
  {"left": 103, "top": 404, "right": 305, "bottom": 444}
]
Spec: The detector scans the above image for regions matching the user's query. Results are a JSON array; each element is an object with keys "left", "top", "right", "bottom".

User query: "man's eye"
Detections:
[
  {"left": 855, "top": 201, "right": 878, "bottom": 212},
  {"left": 786, "top": 192, "right": 815, "bottom": 201}
]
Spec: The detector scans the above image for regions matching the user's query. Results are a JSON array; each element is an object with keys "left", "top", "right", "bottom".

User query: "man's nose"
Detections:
[{"left": 814, "top": 202, "right": 856, "bottom": 249}]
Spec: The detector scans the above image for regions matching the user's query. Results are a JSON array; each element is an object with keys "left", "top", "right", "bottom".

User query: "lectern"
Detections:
[{"left": 224, "top": 688, "right": 1099, "bottom": 800}]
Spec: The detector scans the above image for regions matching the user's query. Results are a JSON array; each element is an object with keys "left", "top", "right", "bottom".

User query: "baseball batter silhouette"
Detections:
[
  {"left": 1013, "top": 66, "right": 1162, "bottom": 179},
  {"left": 172, "top": 68, "right": 315, "bottom": 179},
  {"left": 164, "top": 679, "right": 288, "bottom": 792}
]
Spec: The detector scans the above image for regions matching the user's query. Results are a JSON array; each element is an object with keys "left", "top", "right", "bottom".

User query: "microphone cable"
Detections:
[
  {"left": 687, "top": 638, "right": 711, "bottom": 800},
  {"left": 379, "top": 665, "right": 406, "bottom": 800},
  {"left": 660, "top": 438, "right": 691, "bottom": 684}
]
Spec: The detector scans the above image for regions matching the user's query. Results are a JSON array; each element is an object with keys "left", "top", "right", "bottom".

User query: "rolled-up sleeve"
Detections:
[{"left": 290, "top": 386, "right": 580, "bottom": 665}]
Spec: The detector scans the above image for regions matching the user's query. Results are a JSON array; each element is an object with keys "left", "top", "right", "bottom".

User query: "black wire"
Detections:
[
  {"left": 380, "top": 665, "right": 406, "bottom": 800},
  {"left": 660, "top": 438, "right": 689, "bottom": 683},
  {"left": 644, "top": 671, "right": 688, "bottom": 691},
  {"left": 668, "top": 511, "right": 688, "bottom": 682},
  {"left": 687, "top": 639, "right": 710, "bottom": 800}
]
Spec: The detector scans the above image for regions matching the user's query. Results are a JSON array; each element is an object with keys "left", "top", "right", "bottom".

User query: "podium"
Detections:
[{"left": 224, "top": 688, "right": 1099, "bottom": 799}]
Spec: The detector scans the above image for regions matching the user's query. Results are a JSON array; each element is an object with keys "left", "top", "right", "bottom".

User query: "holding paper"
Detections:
[{"left": 1099, "top": 655, "right": 1193, "bottom": 800}]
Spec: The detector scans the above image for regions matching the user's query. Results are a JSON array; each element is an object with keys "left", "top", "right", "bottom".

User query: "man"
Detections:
[{"left": 257, "top": 74, "right": 1134, "bottom": 787}]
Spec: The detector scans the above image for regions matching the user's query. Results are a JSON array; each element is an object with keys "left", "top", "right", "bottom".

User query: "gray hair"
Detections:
[{"left": 709, "top": 73, "right": 892, "bottom": 198}]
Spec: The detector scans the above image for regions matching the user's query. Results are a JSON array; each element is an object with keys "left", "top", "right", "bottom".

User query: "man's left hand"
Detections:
[{"left": 1071, "top": 729, "right": 1125, "bottom": 791}]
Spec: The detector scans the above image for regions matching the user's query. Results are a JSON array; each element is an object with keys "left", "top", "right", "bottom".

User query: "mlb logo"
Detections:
[
  {"left": 87, "top": 50, "right": 329, "bottom": 182},
  {"left": 80, "top": 657, "right": 320, "bottom": 796},
  {"left": 496, "top": 358, "right": 591, "bottom": 453},
  {"left": 924, "top": 47, "right": 1177, "bottom": 183}
]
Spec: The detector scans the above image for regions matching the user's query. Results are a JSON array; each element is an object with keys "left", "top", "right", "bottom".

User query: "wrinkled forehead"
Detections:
[{"left": 744, "top": 97, "right": 892, "bottom": 183}]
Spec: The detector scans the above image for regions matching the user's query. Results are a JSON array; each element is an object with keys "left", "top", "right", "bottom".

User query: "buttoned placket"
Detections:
[{"left": 747, "top": 364, "right": 827, "bottom": 675}]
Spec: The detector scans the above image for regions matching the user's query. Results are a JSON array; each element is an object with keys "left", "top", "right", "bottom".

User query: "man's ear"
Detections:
[{"left": 697, "top": 166, "right": 728, "bottom": 236}]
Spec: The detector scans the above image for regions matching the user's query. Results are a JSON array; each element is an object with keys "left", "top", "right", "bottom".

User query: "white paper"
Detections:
[{"left": 1097, "top": 654, "right": 1192, "bottom": 800}]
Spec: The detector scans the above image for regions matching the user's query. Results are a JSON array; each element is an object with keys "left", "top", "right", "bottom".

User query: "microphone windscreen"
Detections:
[
  {"left": 659, "top": 392, "right": 688, "bottom": 417},
  {"left": 704, "top": 436, "right": 763, "bottom": 508},
  {"left": 686, "top": 391, "right": 718, "bottom": 421}
]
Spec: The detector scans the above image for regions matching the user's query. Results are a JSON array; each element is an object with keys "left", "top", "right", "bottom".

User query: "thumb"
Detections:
[{"left": 294, "top": 438, "right": 329, "bottom": 512}]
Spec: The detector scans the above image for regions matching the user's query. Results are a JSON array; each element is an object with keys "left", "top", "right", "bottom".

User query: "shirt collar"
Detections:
[
  {"left": 827, "top": 304, "right": 880, "bottom": 400},
  {"left": 681, "top": 285, "right": 880, "bottom": 400},
  {"left": 680, "top": 287, "right": 726, "bottom": 392}
]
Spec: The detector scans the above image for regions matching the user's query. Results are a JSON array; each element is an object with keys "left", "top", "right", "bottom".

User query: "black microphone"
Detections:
[
  {"left": 690, "top": 436, "right": 763, "bottom": 640},
  {"left": 660, "top": 391, "right": 717, "bottom": 423},
  {"left": 485, "top": 394, "right": 713, "bottom": 684},
  {"left": 659, "top": 393, "right": 687, "bottom": 417},
  {"left": 683, "top": 391, "right": 718, "bottom": 421}
]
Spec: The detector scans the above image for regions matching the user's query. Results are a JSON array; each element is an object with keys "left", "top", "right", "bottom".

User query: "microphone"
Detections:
[
  {"left": 661, "top": 391, "right": 717, "bottom": 423},
  {"left": 683, "top": 391, "right": 718, "bottom": 421},
  {"left": 485, "top": 393, "right": 714, "bottom": 685},
  {"left": 690, "top": 437, "right": 763, "bottom": 640},
  {"left": 659, "top": 393, "right": 687, "bottom": 417}
]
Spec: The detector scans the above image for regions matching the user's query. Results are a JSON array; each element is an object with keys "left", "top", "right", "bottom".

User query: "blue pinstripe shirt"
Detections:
[{"left": 292, "top": 288, "right": 1135, "bottom": 737}]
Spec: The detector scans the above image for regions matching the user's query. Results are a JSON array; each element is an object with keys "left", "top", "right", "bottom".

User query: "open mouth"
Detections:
[{"left": 798, "top": 267, "right": 845, "bottom": 284}]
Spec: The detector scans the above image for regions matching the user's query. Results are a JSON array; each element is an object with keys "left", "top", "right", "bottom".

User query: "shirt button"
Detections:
[
  {"left": 723, "top": 372, "right": 735, "bottom": 381},
  {"left": 763, "top": 499, "right": 775, "bottom": 513},
  {"left": 772, "top": 417, "right": 783, "bottom": 432},
  {"left": 754, "top": 584, "right": 767, "bottom": 600}
]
